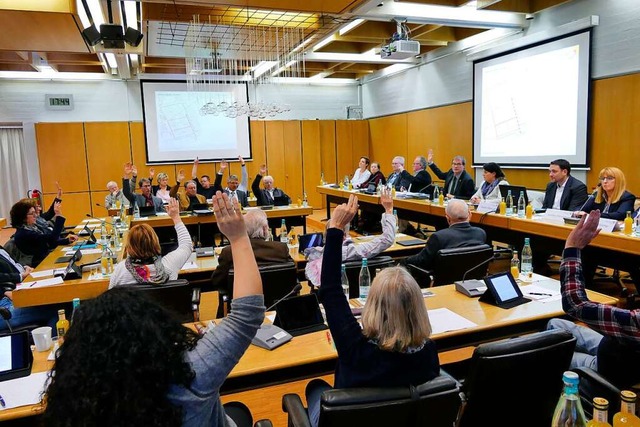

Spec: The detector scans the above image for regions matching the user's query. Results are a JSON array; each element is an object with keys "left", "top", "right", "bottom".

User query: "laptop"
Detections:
[
  {"left": 273, "top": 294, "right": 328, "bottom": 337},
  {"left": 55, "top": 246, "right": 83, "bottom": 264},
  {"left": 396, "top": 238, "right": 426, "bottom": 247},
  {"left": 298, "top": 232, "right": 324, "bottom": 252},
  {"left": 139, "top": 205, "right": 157, "bottom": 217},
  {"left": 479, "top": 272, "right": 531, "bottom": 309},
  {"left": 192, "top": 202, "right": 213, "bottom": 216},
  {"left": 273, "top": 196, "right": 290, "bottom": 207},
  {"left": 0, "top": 331, "right": 33, "bottom": 382},
  {"left": 499, "top": 185, "right": 529, "bottom": 207}
]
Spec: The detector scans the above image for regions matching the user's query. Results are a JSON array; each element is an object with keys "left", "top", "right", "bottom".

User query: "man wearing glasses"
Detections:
[
  {"left": 122, "top": 163, "right": 165, "bottom": 213},
  {"left": 541, "top": 159, "right": 588, "bottom": 211},
  {"left": 386, "top": 156, "right": 413, "bottom": 191},
  {"left": 427, "top": 149, "right": 475, "bottom": 199}
]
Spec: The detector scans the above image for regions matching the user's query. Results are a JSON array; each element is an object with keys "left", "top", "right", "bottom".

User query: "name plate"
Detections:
[{"left": 476, "top": 200, "right": 500, "bottom": 213}]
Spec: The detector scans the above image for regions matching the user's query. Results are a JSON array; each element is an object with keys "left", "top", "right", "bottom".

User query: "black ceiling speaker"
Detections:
[
  {"left": 82, "top": 25, "right": 101, "bottom": 46},
  {"left": 124, "top": 27, "right": 143, "bottom": 47},
  {"left": 100, "top": 23, "right": 125, "bottom": 49}
]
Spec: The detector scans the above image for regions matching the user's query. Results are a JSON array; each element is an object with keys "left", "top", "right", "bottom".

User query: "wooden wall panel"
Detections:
[
  {"left": 43, "top": 192, "right": 92, "bottom": 226},
  {"left": 91, "top": 190, "right": 110, "bottom": 216},
  {"left": 590, "top": 74, "right": 640, "bottom": 194},
  {"left": 301, "top": 121, "right": 323, "bottom": 208},
  {"left": 351, "top": 120, "right": 370, "bottom": 165},
  {"left": 85, "top": 122, "right": 131, "bottom": 193},
  {"left": 283, "top": 121, "right": 304, "bottom": 203},
  {"left": 336, "top": 120, "right": 354, "bottom": 182},
  {"left": 35, "top": 123, "right": 88, "bottom": 194},
  {"left": 264, "top": 121, "right": 286, "bottom": 191},
  {"left": 320, "top": 121, "right": 337, "bottom": 185},
  {"left": 369, "top": 114, "right": 407, "bottom": 177},
  {"left": 503, "top": 169, "right": 551, "bottom": 190},
  {"left": 247, "top": 121, "right": 267, "bottom": 182}
]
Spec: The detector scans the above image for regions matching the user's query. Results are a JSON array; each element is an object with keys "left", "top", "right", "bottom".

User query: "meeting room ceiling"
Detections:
[{"left": 0, "top": 0, "right": 570, "bottom": 81}]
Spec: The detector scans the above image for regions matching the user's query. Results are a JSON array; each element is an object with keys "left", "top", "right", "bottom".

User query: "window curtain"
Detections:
[{"left": 0, "top": 128, "right": 30, "bottom": 224}]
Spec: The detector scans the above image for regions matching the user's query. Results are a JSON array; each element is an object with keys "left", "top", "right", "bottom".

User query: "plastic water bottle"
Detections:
[
  {"left": 71, "top": 297, "right": 80, "bottom": 324},
  {"left": 517, "top": 191, "right": 526, "bottom": 218},
  {"left": 551, "top": 371, "right": 587, "bottom": 427},
  {"left": 100, "top": 221, "right": 108, "bottom": 245},
  {"left": 279, "top": 219, "right": 289, "bottom": 244},
  {"left": 341, "top": 264, "right": 350, "bottom": 299},
  {"left": 506, "top": 190, "right": 514, "bottom": 216},
  {"left": 302, "top": 192, "right": 308, "bottom": 208},
  {"left": 100, "top": 245, "right": 111, "bottom": 276},
  {"left": 521, "top": 238, "right": 533, "bottom": 281},
  {"left": 433, "top": 185, "right": 440, "bottom": 205},
  {"left": 133, "top": 200, "right": 140, "bottom": 219},
  {"left": 359, "top": 258, "right": 370, "bottom": 302}
]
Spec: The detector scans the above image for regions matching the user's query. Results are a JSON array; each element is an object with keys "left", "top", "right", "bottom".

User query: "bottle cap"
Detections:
[
  {"left": 621, "top": 390, "right": 637, "bottom": 402},
  {"left": 58, "top": 309, "right": 65, "bottom": 315},
  {"left": 593, "top": 397, "right": 609, "bottom": 410},
  {"left": 562, "top": 371, "right": 579, "bottom": 385}
]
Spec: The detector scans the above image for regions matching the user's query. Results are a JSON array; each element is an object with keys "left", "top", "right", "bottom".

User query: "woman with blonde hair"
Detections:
[
  {"left": 149, "top": 168, "right": 173, "bottom": 202},
  {"left": 109, "top": 198, "right": 192, "bottom": 287},
  {"left": 575, "top": 166, "right": 635, "bottom": 220},
  {"left": 304, "top": 194, "right": 439, "bottom": 427}
]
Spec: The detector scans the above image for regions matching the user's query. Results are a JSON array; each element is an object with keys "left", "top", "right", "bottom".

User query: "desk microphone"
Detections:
[
  {"left": 454, "top": 252, "right": 499, "bottom": 297},
  {"left": 0, "top": 308, "right": 13, "bottom": 332},
  {"left": 574, "top": 183, "right": 601, "bottom": 216},
  {"left": 85, "top": 213, "right": 114, "bottom": 226},
  {"left": 266, "top": 283, "right": 302, "bottom": 312}
]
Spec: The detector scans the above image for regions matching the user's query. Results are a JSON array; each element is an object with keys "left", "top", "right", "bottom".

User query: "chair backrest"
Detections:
[
  {"left": 121, "top": 279, "right": 200, "bottom": 323},
  {"left": 432, "top": 244, "right": 493, "bottom": 287},
  {"left": 318, "top": 374, "right": 461, "bottom": 427},
  {"left": 3, "top": 237, "right": 33, "bottom": 267},
  {"left": 229, "top": 261, "right": 298, "bottom": 308},
  {"left": 343, "top": 256, "right": 395, "bottom": 298},
  {"left": 457, "top": 329, "right": 576, "bottom": 427}
]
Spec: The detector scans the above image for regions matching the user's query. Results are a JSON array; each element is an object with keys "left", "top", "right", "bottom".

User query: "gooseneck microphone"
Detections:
[
  {"left": 454, "top": 251, "right": 500, "bottom": 297},
  {"left": 459, "top": 252, "right": 500, "bottom": 284},
  {"left": 574, "top": 183, "right": 601, "bottom": 216},
  {"left": 266, "top": 283, "right": 303, "bottom": 312}
]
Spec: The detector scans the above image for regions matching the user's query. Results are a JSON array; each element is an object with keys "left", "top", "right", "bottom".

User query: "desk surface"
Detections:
[{"left": 2, "top": 278, "right": 616, "bottom": 421}]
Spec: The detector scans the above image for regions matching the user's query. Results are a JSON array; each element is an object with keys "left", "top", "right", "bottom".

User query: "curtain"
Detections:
[{"left": 0, "top": 128, "right": 30, "bottom": 224}]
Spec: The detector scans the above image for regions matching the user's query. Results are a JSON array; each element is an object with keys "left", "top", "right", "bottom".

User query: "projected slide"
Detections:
[
  {"left": 141, "top": 81, "right": 251, "bottom": 164},
  {"left": 473, "top": 31, "right": 590, "bottom": 166}
]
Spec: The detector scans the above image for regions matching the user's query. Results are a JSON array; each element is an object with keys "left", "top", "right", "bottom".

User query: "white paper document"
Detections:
[
  {"left": 17, "top": 277, "right": 64, "bottom": 290},
  {"left": 521, "top": 284, "right": 562, "bottom": 302},
  {"left": 0, "top": 371, "right": 49, "bottom": 410},
  {"left": 428, "top": 308, "right": 478, "bottom": 335},
  {"left": 29, "top": 269, "right": 55, "bottom": 279},
  {"left": 181, "top": 261, "right": 198, "bottom": 270}
]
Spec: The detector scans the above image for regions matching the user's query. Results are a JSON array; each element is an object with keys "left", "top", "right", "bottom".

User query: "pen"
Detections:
[
  {"left": 0, "top": 394, "right": 5, "bottom": 408},
  {"left": 326, "top": 331, "right": 334, "bottom": 348},
  {"left": 29, "top": 281, "right": 38, "bottom": 288},
  {"left": 529, "top": 292, "right": 552, "bottom": 296}
]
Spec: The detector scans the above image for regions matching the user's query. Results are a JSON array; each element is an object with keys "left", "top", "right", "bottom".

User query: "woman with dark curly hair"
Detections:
[
  {"left": 10, "top": 199, "right": 69, "bottom": 267},
  {"left": 43, "top": 192, "right": 265, "bottom": 427}
]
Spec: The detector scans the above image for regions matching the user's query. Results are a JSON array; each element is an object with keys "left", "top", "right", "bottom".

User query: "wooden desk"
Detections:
[{"left": 2, "top": 279, "right": 616, "bottom": 421}]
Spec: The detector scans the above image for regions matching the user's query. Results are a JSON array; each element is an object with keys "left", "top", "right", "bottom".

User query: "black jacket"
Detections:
[
  {"left": 251, "top": 174, "right": 291, "bottom": 206},
  {"left": 428, "top": 163, "right": 475, "bottom": 199},
  {"left": 386, "top": 170, "right": 412, "bottom": 191},
  {"left": 542, "top": 176, "right": 588, "bottom": 211}
]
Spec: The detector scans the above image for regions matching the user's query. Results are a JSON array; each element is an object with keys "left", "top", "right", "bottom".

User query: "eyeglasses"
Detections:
[
  {"left": 26, "top": 211, "right": 36, "bottom": 216},
  {"left": 141, "top": 184, "right": 152, "bottom": 188},
  {"left": 452, "top": 162, "right": 463, "bottom": 166},
  {"left": 599, "top": 176, "right": 615, "bottom": 182}
]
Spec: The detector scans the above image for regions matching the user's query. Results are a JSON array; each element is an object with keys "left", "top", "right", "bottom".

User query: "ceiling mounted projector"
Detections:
[{"left": 82, "top": 23, "right": 143, "bottom": 49}]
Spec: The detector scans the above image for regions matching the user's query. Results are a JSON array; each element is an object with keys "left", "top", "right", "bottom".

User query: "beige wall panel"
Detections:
[
  {"left": 301, "top": 121, "right": 323, "bottom": 208},
  {"left": 283, "top": 121, "right": 304, "bottom": 203},
  {"left": 351, "top": 120, "right": 370, "bottom": 165},
  {"left": 85, "top": 122, "right": 131, "bottom": 192},
  {"left": 43, "top": 192, "right": 92, "bottom": 226},
  {"left": 369, "top": 114, "right": 407, "bottom": 177},
  {"left": 590, "top": 75, "right": 640, "bottom": 194},
  {"left": 91, "top": 190, "right": 111, "bottom": 215},
  {"left": 35, "top": 122, "right": 89, "bottom": 194},
  {"left": 320, "top": 121, "right": 337, "bottom": 185},
  {"left": 502, "top": 169, "right": 551, "bottom": 190},
  {"left": 264, "top": 121, "right": 286, "bottom": 190},
  {"left": 247, "top": 121, "right": 267, "bottom": 182},
  {"left": 335, "top": 120, "right": 354, "bottom": 182}
]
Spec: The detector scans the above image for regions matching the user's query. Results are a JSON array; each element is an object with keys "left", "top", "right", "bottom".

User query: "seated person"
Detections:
[
  {"left": 399, "top": 199, "right": 486, "bottom": 271},
  {"left": 148, "top": 169, "right": 174, "bottom": 203},
  {"left": 105, "top": 175, "right": 135, "bottom": 208},
  {"left": 542, "top": 159, "right": 588, "bottom": 211},
  {"left": 210, "top": 209, "right": 292, "bottom": 308},
  {"left": 427, "top": 149, "right": 475, "bottom": 199},
  {"left": 170, "top": 169, "right": 207, "bottom": 211},
  {"left": 304, "top": 194, "right": 439, "bottom": 427},
  {"left": 546, "top": 210, "right": 640, "bottom": 389},
  {"left": 109, "top": 199, "right": 192, "bottom": 287},
  {"left": 386, "top": 156, "right": 412, "bottom": 191},
  {"left": 575, "top": 166, "right": 635, "bottom": 220},
  {"left": 359, "top": 162, "right": 386, "bottom": 189},
  {"left": 305, "top": 188, "right": 396, "bottom": 287},
  {"left": 251, "top": 164, "right": 291, "bottom": 206},
  {"left": 192, "top": 157, "right": 249, "bottom": 199},
  {"left": 42, "top": 192, "right": 265, "bottom": 426},
  {"left": 470, "top": 162, "right": 509, "bottom": 203},
  {"left": 27, "top": 181, "right": 64, "bottom": 232},
  {"left": 122, "top": 163, "right": 164, "bottom": 212},
  {"left": 213, "top": 161, "right": 248, "bottom": 208},
  {"left": 404, "top": 156, "right": 432, "bottom": 193},
  {"left": 11, "top": 200, "right": 71, "bottom": 267},
  {"left": 0, "top": 246, "right": 57, "bottom": 331},
  {"left": 350, "top": 156, "right": 371, "bottom": 188},
  {"left": 356, "top": 162, "right": 387, "bottom": 232}
]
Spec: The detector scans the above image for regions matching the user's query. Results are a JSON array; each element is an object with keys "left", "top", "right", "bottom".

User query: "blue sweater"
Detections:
[{"left": 319, "top": 228, "right": 440, "bottom": 389}]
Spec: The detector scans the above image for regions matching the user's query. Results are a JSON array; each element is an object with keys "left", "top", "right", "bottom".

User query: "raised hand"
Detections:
[
  {"left": 238, "top": 155, "right": 245, "bottom": 166},
  {"left": 212, "top": 191, "right": 246, "bottom": 242},
  {"left": 380, "top": 187, "right": 393, "bottom": 214},
  {"left": 131, "top": 164, "right": 138, "bottom": 176},
  {"left": 166, "top": 198, "right": 181, "bottom": 222},
  {"left": 177, "top": 169, "right": 185, "bottom": 182},
  {"left": 55, "top": 181, "right": 62, "bottom": 199},
  {"left": 427, "top": 149, "right": 434, "bottom": 164},
  {"left": 194, "top": 157, "right": 200, "bottom": 166},
  {"left": 259, "top": 164, "right": 267, "bottom": 176},
  {"left": 123, "top": 162, "right": 133, "bottom": 177},
  {"left": 220, "top": 160, "right": 228, "bottom": 171},
  {"left": 149, "top": 168, "right": 155, "bottom": 178},
  {"left": 53, "top": 201, "right": 62, "bottom": 216},
  {"left": 330, "top": 194, "right": 359, "bottom": 230},
  {"left": 566, "top": 209, "right": 601, "bottom": 249}
]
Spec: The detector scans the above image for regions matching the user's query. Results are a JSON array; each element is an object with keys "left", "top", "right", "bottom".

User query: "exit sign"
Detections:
[{"left": 45, "top": 94, "right": 74, "bottom": 110}]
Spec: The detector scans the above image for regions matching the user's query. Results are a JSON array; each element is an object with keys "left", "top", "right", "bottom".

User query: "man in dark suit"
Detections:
[
  {"left": 399, "top": 199, "right": 486, "bottom": 271},
  {"left": 427, "top": 150, "right": 475, "bottom": 200},
  {"left": 406, "top": 156, "right": 432, "bottom": 193},
  {"left": 386, "top": 156, "right": 413, "bottom": 190},
  {"left": 251, "top": 164, "right": 292, "bottom": 206},
  {"left": 213, "top": 172, "right": 248, "bottom": 208},
  {"left": 122, "top": 163, "right": 165, "bottom": 213},
  {"left": 541, "top": 159, "right": 588, "bottom": 211},
  {"left": 210, "top": 209, "right": 293, "bottom": 316}
]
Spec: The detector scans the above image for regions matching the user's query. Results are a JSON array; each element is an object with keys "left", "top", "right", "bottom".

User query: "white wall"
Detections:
[{"left": 362, "top": 0, "right": 640, "bottom": 118}]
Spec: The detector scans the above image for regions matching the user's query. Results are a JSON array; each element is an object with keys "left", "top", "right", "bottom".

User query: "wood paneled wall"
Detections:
[{"left": 35, "top": 120, "right": 369, "bottom": 223}]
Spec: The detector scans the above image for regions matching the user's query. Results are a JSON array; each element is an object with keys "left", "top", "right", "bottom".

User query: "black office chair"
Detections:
[
  {"left": 452, "top": 329, "right": 576, "bottom": 427},
  {"left": 121, "top": 279, "right": 201, "bottom": 324},
  {"left": 220, "top": 262, "right": 299, "bottom": 316},
  {"left": 282, "top": 372, "right": 461, "bottom": 427},
  {"left": 342, "top": 256, "right": 395, "bottom": 298},
  {"left": 408, "top": 244, "right": 493, "bottom": 288},
  {"left": 223, "top": 401, "right": 273, "bottom": 427}
]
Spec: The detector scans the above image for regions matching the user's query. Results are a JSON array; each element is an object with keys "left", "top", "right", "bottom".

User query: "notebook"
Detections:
[
  {"left": 273, "top": 294, "right": 328, "bottom": 337},
  {"left": 396, "top": 238, "right": 426, "bottom": 247},
  {"left": 273, "top": 196, "right": 289, "bottom": 207},
  {"left": 499, "top": 185, "right": 529, "bottom": 207}
]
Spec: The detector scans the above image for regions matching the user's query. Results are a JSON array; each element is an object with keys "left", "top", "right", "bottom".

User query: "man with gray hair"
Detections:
[
  {"left": 170, "top": 168, "right": 207, "bottom": 211},
  {"left": 400, "top": 199, "right": 486, "bottom": 271},
  {"left": 210, "top": 209, "right": 293, "bottom": 310},
  {"left": 427, "top": 149, "right": 475, "bottom": 199},
  {"left": 386, "top": 156, "right": 412, "bottom": 190}
]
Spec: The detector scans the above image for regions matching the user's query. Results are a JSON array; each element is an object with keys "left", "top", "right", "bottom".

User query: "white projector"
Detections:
[{"left": 381, "top": 40, "right": 420, "bottom": 59}]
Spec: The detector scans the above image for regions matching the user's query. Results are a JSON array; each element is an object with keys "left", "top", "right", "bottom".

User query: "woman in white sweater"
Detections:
[
  {"left": 470, "top": 162, "right": 509, "bottom": 204},
  {"left": 350, "top": 156, "right": 372, "bottom": 188},
  {"left": 109, "top": 198, "right": 192, "bottom": 287}
]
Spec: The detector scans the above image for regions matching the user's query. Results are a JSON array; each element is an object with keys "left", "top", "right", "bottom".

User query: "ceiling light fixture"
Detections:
[{"left": 339, "top": 19, "right": 365, "bottom": 36}]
